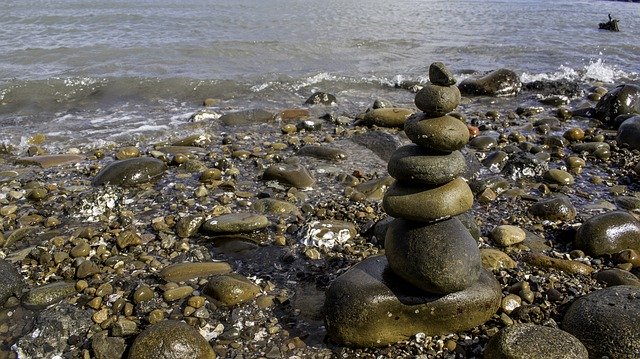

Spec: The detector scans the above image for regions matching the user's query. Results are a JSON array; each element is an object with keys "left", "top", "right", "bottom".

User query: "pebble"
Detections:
[
  {"left": 357, "top": 108, "right": 415, "bottom": 127},
  {"left": 616, "top": 115, "right": 640, "bottom": 150},
  {"left": 594, "top": 268, "right": 640, "bottom": 287},
  {"left": 133, "top": 285, "right": 154, "bottom": 304},
  {"left": 429, "top": 61, "right": 456, "bottom": 86},
  {"left": 0, "top": 259, "right": 24, "bottom": 305},
  {"left": 115, "top": 146, "right": 140, "bottom": 160},
  {"left": 490, "top": 225, "right": 526, "bottom": 247},
  {"left": 76, "top": 260, "right": 101, "bottom": 279},
  {"left": 159, "top": 262, "right": 232, "bottom": 282},
  {"left": 528, "top": 195, "right": 577, "bottom": 221},
  {"left": 262, "top": 162, "right": 315, "bottom": 188},
  {"left": 163, "top": 286, "right": 194, "bottom": 302},
  {"left": 295, "top": 145, "right": 348, "bottom": 161},
  {"left": 128, "top": 320, "right": 216, "bottom": 359},
  {"left": 219, "top": 109, "right": 275, "bottom": 126},
  {"left": 201, "top": 213, "right": 270, "bottom": 234},
  {"left": 574, "top": 210, "right": 640, "bottom": 256},
  {"left": 203, "top": 273, "right": 261, "bottom": 306},
  {"left": 562, "top": 285, "right": 640, "bottom": 358},
  {"left": 305, "top": 92, "right": 336, "bottom": 105},
  {"left": 543, "top": 169, "right": 574, "bottom": 186},
  {"left": 175, "top": 215, "right": 204, "bottom": 238},
  {"left": 522, "top": 252, "right": 593, "bottom": 275},
  {"left": 22, "top": 281, "right": 77, "bottom": 309},
  {"left": 15, "top": 154, "right": 84, "bottom": 168},
  {"left": 480, "top": 248, "right": 517, "bottom": 270},
  {"left": 484, "top": 323, "right": 588, "bottom": 359},
  {"left": 468, "top": 135, "right": 498, "bottom": 151}
]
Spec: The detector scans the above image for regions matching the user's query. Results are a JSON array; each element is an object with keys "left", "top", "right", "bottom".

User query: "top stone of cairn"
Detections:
[{"left": 429, "top": 62, "right": 456, "bottom": 86}]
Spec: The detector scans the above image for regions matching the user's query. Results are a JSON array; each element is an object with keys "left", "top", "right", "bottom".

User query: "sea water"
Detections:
[{"left": 0, "top": 0, "right": 638, "bottom": 150}]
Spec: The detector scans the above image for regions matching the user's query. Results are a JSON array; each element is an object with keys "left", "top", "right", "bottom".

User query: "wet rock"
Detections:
[
  {"left": 0, "top": 259, "right": 24, "bottom": 305},
  {"left": 159, "top": 262, "right": 232, "bottom": 282},
  {"left": 522, "top": 252, "right": 593, "bottom": 275},
  {"left": 594, "top": 84, "right": 640, "bottom": 125},
  {"left": 543, "top": 169, "right": 575, "bottom": 186},
  {"left": 458, "top": 69, "right": 522, "bottom": 97},
  {"left": 305, "top": 92, "right": 336, "bottom": 105},
  {"left": 528, "top": 195, "right": 576, "bottom": 221},
  {"left": 385, "top": 218, "right": 481, "bottom": 294},
  {"left": 219, "top": 109, "right": 275, "bottom": 126},
  {"left": 251, "top": 198, "right": 300, "bottom": 216},
  {"left": 175, "top": 215, "right": 205, "bottom": 238},
  {"left": 429, "top": 61, "right": 456, "bottom": 86},
  {"left": 522, "top": 79, "right": 582, "bottom": 98},
  {"left": 128, "top": 320, "right": 216, "bottom": 359},
  {"left": 354, "top": 175, "right": 394, "bottom": 201},
  {"left": 491, "top": 225, "right": 526, "bottom": 247},
  {"left": 616, "top": 115, "right": 640, "bottom": 150},
  {"left": 387, "top": 145, "right": 467, "bottom": 185},
  {"left": 356, "top": 108, "right": 415, "bottom": 127},
  {"left": 76, "top": 260, "right": 100, "bottom": 279},
  {"left": 324, "top": 256, "right": 501, "bottom": 347},
  {"left": 383, "top": 178, "right": 473, "bottom": 222},
  {"left": 115, "top": 146, "right": 140, "bottom": 160},
  {"left": 594, "top": 268, "right": 640, "bottom": 287},
  {"left": 571, "top": 141, "right": 609, "bottom": 155},
  {"left": 350, "top": 131, "right": 408, "bottom": 162},
  {"left": 468, "top": 135, "right": 497, "bottom": 151},
  {"left": 616, "top": 196, "right": 640, "bottom": 212},
  {"left": 562, "top": 285, "right": 640, "bottom": 358},
  {"left": 404, "top": 113, "right": 470, "bottom": 152},
  {"left": 574, "top": 211, "right": 640, "bottom": 256},
  {"left": 299, "top": 220, "right": 357, "bottom": 248},
  {"left": 202, "top": 213, "right": 270, "bottom": 234},
  {"left": 14, "top": 303, "right": 92, "bottom": 359},
  {"left": 502, "top": 151, "right": 549, "bottom": 180},
  {"left": 480, "top": 248, "right": 517, "bottom": 270},
  {"left": 262, "top": 163, "right": 315, "bottom": 188},
  {"left": 22, "top": 281, "right": 77, "bottom": 309},
  {"left": 296, "top": 145, "right": 347, "bottom": 161},
  {"left": 92, "top": 331, "right": 126, "bottom": 359},
  {"left": 92, "top": 157, "right": 167, "bottom": 186},
  {"left": 484, "top": 323, "right": 588, "bottom": 359},
  {"left": 414, "top": 84, "right": 461, "bottom": 117},
  {"left": 15, "top": 154, "right": 84, "bottom": 168},
  {"left": 204, "top": 273, "right": 261, "bottom": 306}
]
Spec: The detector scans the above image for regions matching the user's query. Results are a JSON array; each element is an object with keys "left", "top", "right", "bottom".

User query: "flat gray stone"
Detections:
[
  {"left": 385, "top": 218, "right": 481, "bottom": 294},
  {"left": 382, "top": 177, "right": 473, "bottom": 222},
  {"left": 484, "top": 323, "right": 588, "bottom": 359},
  {"left": 324, "top": 255, "right": 500, "bottom": 347},
  {"left": 92, "top": 157, "right": 166, "bottom": 186},
  {"left": 562, "top": 285, "right": 640, "bottom": 358},
  {"left": 387, "top": 145, "right": 467, "bottom": 185},
  {"left": 575, "top": 211, "right": 640, "bottom": 256},
  {"left": 404, "top": 113, "right": 469, "bottom": 152}
]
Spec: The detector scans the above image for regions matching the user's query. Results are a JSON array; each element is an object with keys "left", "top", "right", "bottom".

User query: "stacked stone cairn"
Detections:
[{"left": 325, "top": 62, "right": 501, "bottom": 347}]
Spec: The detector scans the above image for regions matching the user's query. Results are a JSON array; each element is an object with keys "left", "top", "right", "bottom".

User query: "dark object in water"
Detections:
[{"left": 599, "top": 14, "right": 620, "bottom": 31}]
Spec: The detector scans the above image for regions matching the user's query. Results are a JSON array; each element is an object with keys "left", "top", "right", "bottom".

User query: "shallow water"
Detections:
[{"left": 0, "top": 0, "right": 638, "bottom": 150}]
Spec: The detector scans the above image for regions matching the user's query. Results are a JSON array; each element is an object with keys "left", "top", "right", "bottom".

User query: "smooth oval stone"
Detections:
[
  {"left": 385, "top": 218, "right": 481, "bottom": 294},
  {"left": 468, "top": 135, "right": 497, "bottom": 151},
  {"left": 574, "top": 211, "right": 640, "bottom": 256},
  {"left": 128, "top": 320, "right": 215, "bottom": 359},
  {"left": 159, "top": 262, "right": 232, "bottom": 282},
  {"left": 522, "top": 252, "right": 593, "bottom": 275},
  {"left": 429, "top": 62, "right": 456, "bottom": 86},
  {"left": 382, "top": 177, "right": 474, "bottom": 222},
  {"left": 163, "top": 286, "right": 194, "bottom": 302},
  {"left": 617, "top": 115, "right": 640, "bottom": 150},
  {"left": 92, "top": 157, "right": 166, "bottom": 186},
  {"left": 387, "top": 145, "right": 466, "bottom": 185},
  {"left": 262, "top": 163, "right": 315, "bottom": 188},
  {"left": 357, "top": 108, "right": 415, "bottom": 127},
  {"left": 594, "top": 268, "right": 640, "bottom": 287},
  {"left": 324, "top": 255, "right": 501, "bottom": 347},
  {"left": 543, "top": 168, "right": 575, "bottom": 186},
  {"left": 528, "top": 195, "right": 576, "bottom": 221},
  {"left": 414, "top": 84, "right": 461, "bottom": 117},
  {"left": 562, "top": 285, "right": 640, "bottom": 358},
  {"left": 480, "top": 248, "right": 517, "bottom": 270},
  {"left": 404, "top": 113, "right": 470, "bottom": 152},
  {"left": 484, "top": 323, "right": 588, "bottom": 359},
  {"left": 251, "top": 198, "right": 300, "bottom": 216},
  {"left": 305, "top": 91, "right": 336, "bottom": 105},
  {"left": 76, "top": 260, "right": 100, "bottom": 279},
  {"left": 571, "top": 141, "right": 609, "bottom": 154},
  {"left": 458, "top": 68, "right": 522, "bottom": 97},
  {"left": 594, "top": 84, "right": 640, "bottom": 125},
  {"left": 202, "top": 213, "right": 270, "bottom": 234},
  {"left": 295, "top": 145, "right": 347, "bottom": 161},
  {"left": 219, "top": 109, "right": 275, "bottom": 126},
  {"left": 15, "top": 154, "right": 84, "bottom": 168},
  {"left": 0, "top": 259, "right": 24, "bottom": 305},
  {"left": 22, "top": 281, "right": 77, "bottom": 309},
  {"left": 203, "top": 273, "right": 261, "bottom": 307},
  {"left": 491, "top": 225, "right": 526, "bottom": 247}
]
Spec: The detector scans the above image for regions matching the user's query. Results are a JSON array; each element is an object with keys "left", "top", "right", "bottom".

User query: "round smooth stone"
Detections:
[
  {"left": 574, "top": 210, "right": 640, "bottom": 256},
  {"left": 528, "top": 195, "right": 576, "bottom": 221},
  {"left": 382, "top": 177, "right": 474, "bottom": 222},
  {"left": 385, "top": 218, "right": 481, "bottom": 294},
  {"left": 491, "top": 225, "right": 526, "bottom": 247},
  {"left": 543, "top": 168, "right": 575, "bottom": 186},
  {"left": 324, "top": 255, "right": 501, "bottom": 347},
  {"left": 562, "top": 285, "right": 640, "bottom": 358},
  {"left": 128, "top": 320, "right": 216, "bottom": 359},
  {"left": 468, "top": 135, "right": 498, "bottom": 151},
  {"left": 387, "top": 145, "right": 467, "bottom": 185},
  {"left": 484, "top": 323, "right": 588, "bottom": 359},
  {"left": 414, "top": 84, "right": 461, "bottom": 117},
  {"left": 404, "top": 113, "right": 470, "bottom": 152},
  {"left": 617, "top": 115, "right": 640, "bottom": 150},
  {"left": 262, "top": 162, "right": 315, "bottom": 188},
  {"left": 92, "top": 157, "right": 167, "bottom": 186}
]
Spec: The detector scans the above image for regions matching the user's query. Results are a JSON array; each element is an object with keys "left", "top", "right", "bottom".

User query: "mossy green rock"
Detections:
[
  {"left": 128, "top": 320, "right": 216, "bottom": 359},
  {"left": 562, "top": 285, "right": 640, "bottom": 358},
  {"left": 484, "top": 323, "right": 588, "bottom": 359},
  {"left": 574, "top": 210, "right": 640, "bottom": 256},
  {"left": 387, "top": 145, "right": 466, "bottom": 185},
  {"left": 385, "top": 218, "right": 481, "bottom": 294},
  {"left": 324, "top": 255, "right": 500, "bottom": 347},
  {"left": 383, "top": 177, "right": 473, "bottom": 222},
  {"left": 414, "top": 84, "right": 461, "bottom": 117},
  {"left": 92, "top": 157, "right": 166, "bottom": 186},
  {"left": 404, "top": 113, "right": 469, "bottom": 151}
]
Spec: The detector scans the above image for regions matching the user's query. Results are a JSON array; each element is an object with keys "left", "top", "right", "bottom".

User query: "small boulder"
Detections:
[
  {"left": 128, "top": 320, "right": 216, "bottom": 359},
  {"left": 574, "top": 211, "right": 640, "bottom": 256},
  {"left": 204, "top": 274, "right": 261, "bottom": 306},
  {"left": 262, "top": 163, "right": 315, "bottom": 188},
  {"left": 528, "top": 195, "right": 576, "bottom": 222},
  {"left": 404, "top": 113, "right": 470, "bottom": 152},
  {"left": 201, "top": 213, "right": 270, "bottom": 234},
  {"left": 92, "top": 157, "right": 166, "bottom": 187},
  {"left": 356, "top": 108, "right": 415, "bottom": 127},
  {"left": 484, "top": 323, "right": 588, "bottom": 359},
  {"left": 387, "top": 145, "right": 467, "bottom": 185},
  {"left": 219, "top": 109, "right": 275, "bottom": 126},
  {"left": 458, "top": 69, "right": 522, "bottom": 97},
  {"left": 616, "top": 115, "right": 640, "bottom": 150},
  {"left": 594, "top": 84, "right": 640, "bottom": 125}
]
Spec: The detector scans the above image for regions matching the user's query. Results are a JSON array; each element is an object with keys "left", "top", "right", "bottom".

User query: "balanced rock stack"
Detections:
[{"left": 325, "top": 62, "right": 501, "bottom": 347}]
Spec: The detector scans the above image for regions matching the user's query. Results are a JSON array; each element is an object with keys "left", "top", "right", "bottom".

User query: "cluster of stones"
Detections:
[{"left": 325, "top": 63, "right": 501, "bottom": 347}]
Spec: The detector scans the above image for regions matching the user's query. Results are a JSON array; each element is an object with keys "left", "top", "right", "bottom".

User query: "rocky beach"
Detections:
[{"left": 0, "top": 60, "right": 639, "bottom": 358}]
